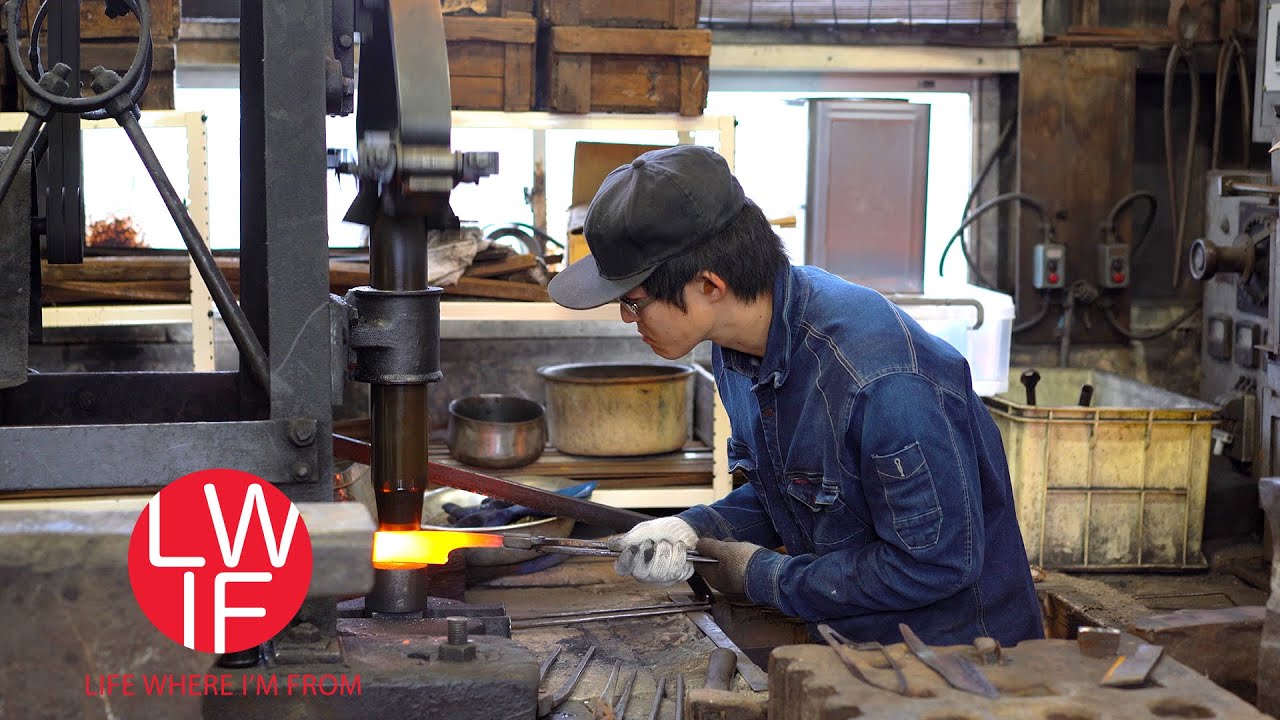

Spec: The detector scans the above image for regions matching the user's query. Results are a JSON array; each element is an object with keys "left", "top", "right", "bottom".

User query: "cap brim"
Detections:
[{"left": 548, "top": 254, "right": 657, "bottom": 310}]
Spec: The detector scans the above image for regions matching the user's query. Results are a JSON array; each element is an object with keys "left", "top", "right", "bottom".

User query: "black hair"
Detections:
[{"left": 643, "top": 198, "right": 787, "bottom": 311}]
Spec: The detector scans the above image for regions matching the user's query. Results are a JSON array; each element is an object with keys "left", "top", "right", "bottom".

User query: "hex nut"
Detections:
[{"left": 438, "top": 641, "right": 476, "bottom": 663}]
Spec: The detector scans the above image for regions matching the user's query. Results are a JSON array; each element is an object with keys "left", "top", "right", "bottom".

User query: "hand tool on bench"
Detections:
[
  {"left": 646, "top": 677, "right": 667, "bottom": 720},
  {"left": 537, "top": 645, "right": 596, "bottom": 718},
  {"left": 1100, "top": 642, "right": 1163, "bottom": 687},
  {"left": 705, "top": 647, "right": 737, "bottom": 691},
  {"left": 899, "top": 623, "right": 999, "bottom": 699},
  {"left": 817, "top": 623, "right": 909, "bottom": 695},
  {"left": 593, "top": 662, "right": 637, "bottom": 720},
  {"left": 670, "top": 593, "right": 770, "bottom": 692}
]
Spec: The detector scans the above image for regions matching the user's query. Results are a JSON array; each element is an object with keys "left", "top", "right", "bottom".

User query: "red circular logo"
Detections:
[{"left": 128, "top": 469, "right": 313, "bottom": 654}]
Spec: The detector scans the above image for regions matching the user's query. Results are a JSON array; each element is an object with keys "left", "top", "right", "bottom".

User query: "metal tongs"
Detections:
[{"left": 501, "top": 534, "right": 719, "bottom": 563}]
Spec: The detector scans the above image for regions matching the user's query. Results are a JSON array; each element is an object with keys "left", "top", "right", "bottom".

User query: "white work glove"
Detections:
[{"left": 607, "top": 517, "right": 699, "bottom": 583}]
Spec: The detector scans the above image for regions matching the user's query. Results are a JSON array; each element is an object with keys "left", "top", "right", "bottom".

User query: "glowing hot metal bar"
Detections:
[{"left": 372, "top": 530, "right": 504, "bottom": 566}]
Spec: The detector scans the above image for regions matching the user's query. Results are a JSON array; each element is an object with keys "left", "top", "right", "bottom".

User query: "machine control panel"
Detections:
[
  {"left": 1032, "top": 243, "right": 1067, "bottom": 289},
  {"left": 1097, "top": 243, "right": 1130, "bottom": 289}
]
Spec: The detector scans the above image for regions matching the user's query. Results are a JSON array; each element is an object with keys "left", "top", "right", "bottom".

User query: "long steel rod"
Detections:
[
  {"left": 511, "top": 601, "right": 708, "bottom": 622},
  {"left": 511, "top": 603, "right": 712, "bottom": 630},
  {"left": 117, "top": 112, "right": 270, "bottom": 388},
  {"left": 0, "top": 113, "right": 41, "bottom": 206}
]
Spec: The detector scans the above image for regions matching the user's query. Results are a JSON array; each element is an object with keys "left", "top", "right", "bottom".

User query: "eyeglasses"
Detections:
[{"left": 619, "top": 294, "right": 658, "bottom": 317}]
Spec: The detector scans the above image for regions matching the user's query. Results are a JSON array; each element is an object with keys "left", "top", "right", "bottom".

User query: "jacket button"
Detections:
[{"left": 762, "top": 407, "right": 775, "bottom": 418}]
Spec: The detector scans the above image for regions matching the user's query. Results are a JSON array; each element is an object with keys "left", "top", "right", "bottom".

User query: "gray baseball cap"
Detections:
[{"left": 548, "top": 145, "right": 745, "bottom": 310}]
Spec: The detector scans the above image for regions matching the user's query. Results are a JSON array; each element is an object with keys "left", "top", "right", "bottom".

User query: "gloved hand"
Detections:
[
  {"left": 694, "top": 538, "right": 766, "bottom": 597},
  {"left": 606, "top": 516, "right": 699, "bottom": 583}
]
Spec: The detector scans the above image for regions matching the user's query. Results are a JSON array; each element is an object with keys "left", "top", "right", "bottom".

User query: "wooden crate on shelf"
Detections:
[
  {"left": 539, "top": 0, "right": 699, "bottom": 29},
  {"left": 80, "top": 0, "right": 181, "bottom": 42},
  {"left": 541, "top": 27, "right": 710, "bottom": 115},
  {"left": 442, "top": 0, "right": 535, "bottom": 17},
  {"left": 444, "top": 14, "right": 536, "bottom": 111}
]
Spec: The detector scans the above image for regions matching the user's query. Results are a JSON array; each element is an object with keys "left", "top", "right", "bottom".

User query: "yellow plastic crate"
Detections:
[{"left": 984, "top": 368, "right": 1219, "bottom": 570}]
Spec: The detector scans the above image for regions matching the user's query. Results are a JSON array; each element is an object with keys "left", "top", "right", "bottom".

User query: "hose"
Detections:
[
  {"left": 1163, "top": 42, "right": 1201, "bottom": 287},
  {"left": 946, "top": 119, "right": 1016, "bottom": 290},
  {"left": 939, "top": 192, "right": 1050, "bottom": 283},
  {"left": 1013, "top": 297, "right": 1050, "bottom": 334},
  {"left": 1103, "top": 303, "right": 1202, "bottom": 341},
  {"left": 1104, "top": 191, "right": 1158, "bottom": 253},
  {"left": 1211, "top": 34, "right": 1252, "bottom": 170}
]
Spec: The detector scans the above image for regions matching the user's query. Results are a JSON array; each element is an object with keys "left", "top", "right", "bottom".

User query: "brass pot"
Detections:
[{"left": 537, "top": 362, "right": 693, "bottom": 457}]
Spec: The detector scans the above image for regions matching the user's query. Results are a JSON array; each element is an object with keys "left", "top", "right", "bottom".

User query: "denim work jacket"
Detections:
[{"left": 679, "top": 265, "right": 1044, "bottom": 647}]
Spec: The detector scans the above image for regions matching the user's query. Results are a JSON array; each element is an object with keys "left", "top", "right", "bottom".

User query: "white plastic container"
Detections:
[{"left": 892, "top": 284, "right": 1015, "bottom": 397}]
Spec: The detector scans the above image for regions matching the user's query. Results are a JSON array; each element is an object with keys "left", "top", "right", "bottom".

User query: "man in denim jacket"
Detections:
[{"left": 548, "top": 145, "right": 1043, "bottom": 647}]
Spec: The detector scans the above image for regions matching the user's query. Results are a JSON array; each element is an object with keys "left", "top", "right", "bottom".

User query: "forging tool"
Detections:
[
  {"left": 537, "top": 645, "right": 596, "bottom": 717},
  {"left": 502, "top": 534, "right": 719, "bottom": 563},
  {"left": 817, "top": 623, "right": 909, "bottom": 696},
  {"left": 593, "top": 662, "right": 638, "bottom": 720},
  {"left": 899, "top": 623, "right": 1000, "bottom": 699}
]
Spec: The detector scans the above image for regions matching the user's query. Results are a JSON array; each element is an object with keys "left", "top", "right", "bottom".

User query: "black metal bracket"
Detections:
[{"left": 344, "top": 285, "right": 443, "bottom": 385}]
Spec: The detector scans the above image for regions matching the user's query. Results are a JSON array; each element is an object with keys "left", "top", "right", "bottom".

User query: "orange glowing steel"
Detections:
[{"left": 372, "top": 530, "right": 504, "bottom": 566}]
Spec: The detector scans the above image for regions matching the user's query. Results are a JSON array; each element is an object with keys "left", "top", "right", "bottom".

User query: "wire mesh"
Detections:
[{"left": 700, "top": 0, "right": 1018, "bottom": 30}]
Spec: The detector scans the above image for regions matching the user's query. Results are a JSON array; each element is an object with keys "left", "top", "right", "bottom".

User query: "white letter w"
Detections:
[{"left": 204, "top": 483, "right": 300, "bottom": 568}]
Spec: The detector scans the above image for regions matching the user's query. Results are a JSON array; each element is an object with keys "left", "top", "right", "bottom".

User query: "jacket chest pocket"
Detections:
[
  {"left": 784, "top": 472, "right": 866, "bottom": 552},
  {"left": 871, "top": 442, "right": 942, "bottom": 550}
]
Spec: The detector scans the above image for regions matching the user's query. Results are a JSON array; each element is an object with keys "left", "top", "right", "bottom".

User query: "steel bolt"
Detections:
[
  {"left": 339, "top": 34, "right": 353, "bottom": 48},
  {"left": 288, "top": 418, "right": 317, "bottom": 446},
  {"left": 438, "top": 617, "right": 476, "bottom": 662},
  {"left": 293, "top": 461, "right": 311, "bottom": 479},
  {"left": 447, "top": 616, "right": 469, "bottom": 645}
]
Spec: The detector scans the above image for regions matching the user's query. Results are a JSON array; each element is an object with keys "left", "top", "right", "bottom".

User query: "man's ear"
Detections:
[{"left": 697, "top": 271, "right": 729, "bottom": 303}]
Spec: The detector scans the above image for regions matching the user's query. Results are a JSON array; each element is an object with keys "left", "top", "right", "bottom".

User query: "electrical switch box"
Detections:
[
  {"left": 1098, "top": 244, "right": 1130, "bottom": 289},
  {"left": 1253, "top": 3, "right": 1280, "bottom": 140},
  {"left": 1032, "top": 243, "right": 1066, "bottom": 289}
]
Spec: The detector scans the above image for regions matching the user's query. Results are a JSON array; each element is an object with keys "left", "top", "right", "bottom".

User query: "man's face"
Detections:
[{"left": 618, "top": 281, "right": 711, "bottom": 360}]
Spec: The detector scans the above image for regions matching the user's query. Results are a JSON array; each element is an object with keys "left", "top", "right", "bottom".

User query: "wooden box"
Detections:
[
  {"left": 566, "top": 142, "right": 670, "bottom": 262},
  {"left": 444, "top": 14, "right": 536, "bottom": 111},
  {"left": 540, "top": 0, "right": 699, "bottom": 29},
  {"left": 442, "top": 0, "right": 534, "bottom": 17},
  {"left": 542, "top": 27, "right": 710, "bottom": 115},
  {"left": 80, "top": 0, "right": 181, "bottom": 42}
]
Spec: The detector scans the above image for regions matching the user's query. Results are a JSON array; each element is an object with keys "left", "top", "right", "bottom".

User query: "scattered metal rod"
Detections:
[
  {"left": 614, "top": 667, "right": 638, "bottom": 719},
  {"left": 1224, "top": 179, "right": 1280, "bottom": 196},
  {"left": 674, "top": 675, "right": 685, "bottom": 720},
  {"left": 511, "top": 601, "right": 709, "bottom": 622},
  {"left": 1133, "top": 591, "right": 1237, "bottom": 607},
  {"left": 646, "top": 677, "right": 667, "bottom": 720},
  {"left": 512, "top": 603, "right": 712, "bottom": 630}
]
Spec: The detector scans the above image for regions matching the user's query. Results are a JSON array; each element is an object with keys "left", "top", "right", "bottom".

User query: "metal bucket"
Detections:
[
  {"left": 447, "top": 394, "right": 546, "bottom": 469},
  {"left": 537, "top": 362, "right": 693, "bottom": 456}
]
